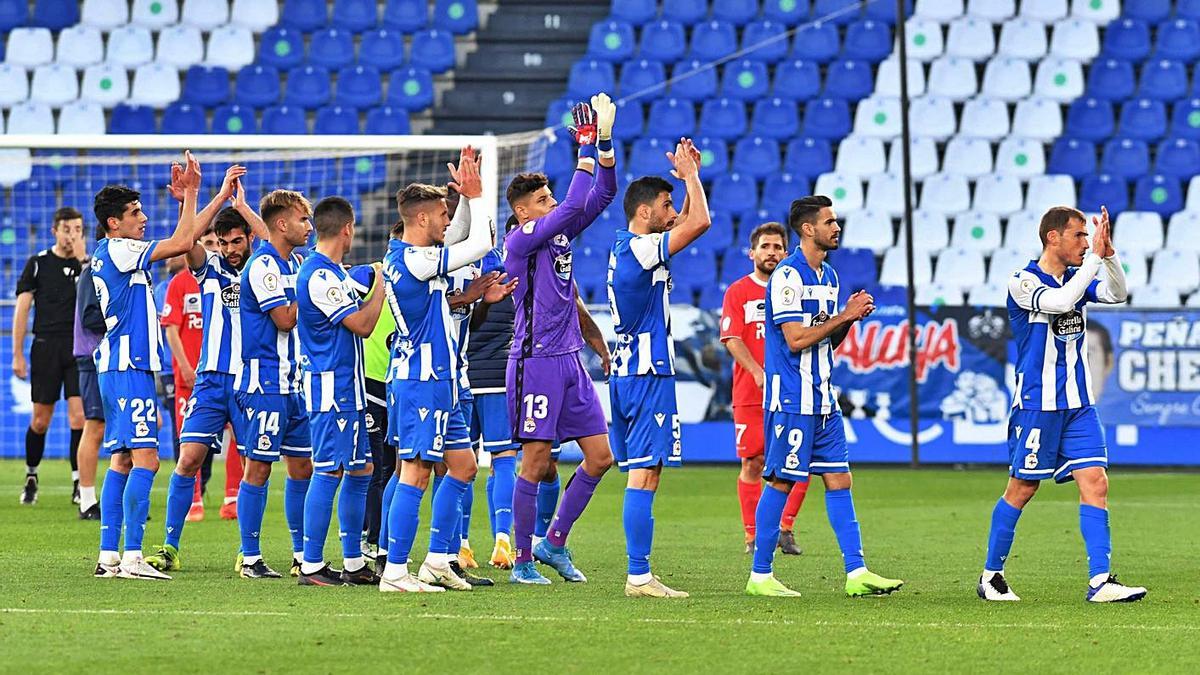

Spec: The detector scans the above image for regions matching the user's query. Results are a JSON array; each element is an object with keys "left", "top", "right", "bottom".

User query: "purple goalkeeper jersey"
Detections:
[{"left": 504, "top": 164, "right": 616, "bottom": 358}]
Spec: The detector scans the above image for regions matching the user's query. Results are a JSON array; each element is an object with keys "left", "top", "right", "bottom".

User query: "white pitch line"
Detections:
[{"left": 2, "top": 607, "right": 1195, "bottom": 633}]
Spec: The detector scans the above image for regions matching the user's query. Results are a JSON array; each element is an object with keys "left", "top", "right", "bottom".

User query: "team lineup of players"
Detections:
[{"left": 79, "top": 91, "right": 1147, "bottom": 600}]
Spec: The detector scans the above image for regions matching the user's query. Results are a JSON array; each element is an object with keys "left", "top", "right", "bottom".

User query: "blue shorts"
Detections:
[
  {"left": 99, "top": 370, "right": 159, "bottom": 454},
  {"left": 1008, "top": 406, "right": 1107, "bottom": 484},
  {"left": 609, "top": 375, "right": 681, "bottom": 472},
  {"left": 763, "top": 409, "right": 849, "bottom": 482},
  {"left": 310, "top": 409, "right": 371, "bottom": 472},
  {"left": 233, "top": 391, "right": 312, "bottom": 463},
  {"left": 77, "top": 358, "right": 103, "bottom": 421},
  {"left": 388, "top": 379, "right": 472, "bottom": 462},
  {"left": 470, "top": 392, "right": 519, "bottom": 454},
  {"left": 179, "top": 372, "right": 238, "bottom": 451}
]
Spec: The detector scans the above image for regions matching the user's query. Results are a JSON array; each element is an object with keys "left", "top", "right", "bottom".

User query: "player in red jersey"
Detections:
[{"left": 720, "top": 222, "right": 808, "bottom": 554}]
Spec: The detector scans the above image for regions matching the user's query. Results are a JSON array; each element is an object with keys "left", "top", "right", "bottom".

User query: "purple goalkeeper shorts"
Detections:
[{"left": 506, "top": 351, "right": 608, "bottom": 444}]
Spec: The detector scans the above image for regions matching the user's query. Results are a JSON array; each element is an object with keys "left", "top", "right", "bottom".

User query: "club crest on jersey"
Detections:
[
  {"left": 554, "top": 251, "right": 573, "bottom": 280},
  {"left": 654, "top": 412, "right": 666, "bottom": 427},
  {"left": 523, "top": 417, "right": 537, "bottom": 434},
  {"left": 1024, "top": 452, "right": 1039, "bottom": 469},
  {"left": 365, "top": 412, "right": 375, "bottom": 429},
  {"left": 135, "top": 422, "right": 149, "bottom": 437},
  {"left": 257, "top": 435, "right": 272, "bottom": 450},
  {"left": 433, "top": 435, "right": 444, "bottom": 451},
  {"left": 811, "top": 311, "right": 830, "bottom": 327},
  {"left": 1051, "top": 310, "right": 1085, "bottom": 342},
  {"left": 553, "top": 234, "right": 569, "bottom": 247},
  {"left": 221, "top": 283, "right": 240, "bottom": 309}
]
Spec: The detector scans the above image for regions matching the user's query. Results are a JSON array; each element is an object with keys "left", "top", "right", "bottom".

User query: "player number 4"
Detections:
[{"left": 1023, "top": 428, "right": 1042, "bottom": 470}]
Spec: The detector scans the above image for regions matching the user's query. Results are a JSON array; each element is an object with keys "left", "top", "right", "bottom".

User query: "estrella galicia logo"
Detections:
[
  {"left": 1051, "top": 310, "right": 1084, "bottom": 342},
  {"left": 554, "top": 251, "right": 573, "bottom": 280},
  {"left": 811, "top": 311, "right": 830, "bottom": 327},
  {"left": 447, "top": 288, "right": 470, "bottom": 317},
  {"left": 221, "top": 282, "right": 240, "bottom": 309}
]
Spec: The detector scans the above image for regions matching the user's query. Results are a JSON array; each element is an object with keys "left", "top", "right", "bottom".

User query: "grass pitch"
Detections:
[{"left": 0, "top": 460, "right": 1197, "bottom": 673}]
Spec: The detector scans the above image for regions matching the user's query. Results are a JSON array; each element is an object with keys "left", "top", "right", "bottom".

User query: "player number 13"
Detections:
[{"left": 523, "top": 394, "right": 549, "bottom": 420}]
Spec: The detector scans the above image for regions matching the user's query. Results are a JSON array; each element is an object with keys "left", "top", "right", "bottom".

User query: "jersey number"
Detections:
[
  {"left": 734, "top": 424, "right": 746, "bottom": 446},
  {"left": 523, "top": 394, "right": 549, "bottom": 420},
  {"left": 1022, "top": 428, "right": 1042, "bottom": 469},
  {"left": 256, "top": 410, "right": 281, "bottom": 436},
  {"left": 130, "top": 398, "right": 157, "bottom": 424},
  {"left": 784, "top": 429, "right": 804, "bottom": 470}
]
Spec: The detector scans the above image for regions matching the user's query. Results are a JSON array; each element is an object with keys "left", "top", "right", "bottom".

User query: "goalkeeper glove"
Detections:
[
  {"left": 590, "top": 92, "right": 616, "bottom": 141},
  {"left": 568, "top": 101, "right": 597, "bottom": 146}
]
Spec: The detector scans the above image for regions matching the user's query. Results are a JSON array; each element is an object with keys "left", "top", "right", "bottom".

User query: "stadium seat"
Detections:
[
  {"left": 31, "top": 0, "right": 79, "bottom": 30},
  {"left": 1001, "top": 211, "right": 1042, "bottom": 254},
  {"left": 690, "top": 20, "right": 738, "bottom": 63},
  {"left": 1101, "top": 18, "right": 1151, "bottom": 62},
  {"left": 987, "top": 246, "right": 1029, "bottom": 284},
  {"left": 106, "top": 25, "right": 154, "bottom": 69},
  {"left": 1130, "top": 285, "right": 1181, "bottom": 308},
  {"left": 1134, "top": 175, "right": 1183, "bottom": 216},
  {"left": 835, "top": 136, "right": 886, "bottom": 177},
  {"left": 611, "top": 0, "right": 656, "bottom": 25},
  {"left": 772, "top": 59, "right": 821, "bottom": 100},
  {"left": 1086, "top": 58, "right": 1135, "bottom": 101},
  {"left": 843, "top": 19, "right": 891, "bottom": 63},
  {"left": 29, "top": 64, "right": 77, "bottom": 108},
  {"left": 903, "top": 18, "right": 945, "bottom": 62},
  {"left": 693, "top": 136, "right": 730, "bottom": 178},
  {"left": 638, "top": 20, "right": 685, "bottom": 63},
  {"left": 814, "top": 0, "right": 862, "bottom": 25},
  {"left": 909, "top": 96, "right": 957, "bottom": 140},
  {"left": 588, "top": 20, "right": 636, "bottom": 62},
  {"left": 1065, "top": 97, "right": 1114, "bottom": 141},
  {"left": 628, "top": 137, "right": 675, "bottom": 176},
  {"left": 262, "top": 105, "right": 308, "bottom": 134},
  {"left": 916, "top": 283, "right": 965, "bottom": 306},
  {"left": 763, "top": 0, "right": 808, "bottom": 24},
  {"left": 1026, "top": 175, "right": 1077, "bottom": 215},
  {"left": 995, "top": 138, "right": 1045, "bottom": 178},
  {"left": 841, "top": 209, "right": 894, "bottom": 253},
  {"left": 411, "top": 29, "right": 457, "bottom": 73},
  {"left": 81, "top": 64, "right": 130, "bottom": 108},
  {"left": 814, "top": 172, "right": 864, "bottom": 213},
  {"left": 699, "top": 98, "right": 748, "bottom": 140},
  {"left": 829, "top": 247, "right": 878, "bottom": 292},
  {"left": 982, "top": 57, "right": 1032, "bottom": 101},
  {"left": 1017, "top": 0, "right": 1065, "bottom": 21},
  {"left": 864, "top": 173, "right": 907, "bottom": 217},
  {"left": 336, "top": 65, "right": 383, "bottom": 108},
  {"left": 0, "top": 66, "right": 29, "bottom": 108},
  {"left": 942, "top": 137, "right": 994, "bottom": 178},
  {"left": 1050, "top": 18, "right": 1099, "bottom": 60},
  {"left": 874, "top": 56, "right": 926, "bottom": 98},
  {"left": 309, "top": 28, "right": 356, "bottom": 69},
  {"left": 934, "top": 247, "right": 987, "bottom": 291},
  {"left": 967, "top": 282, "right": 1008, "bottom": 307},
  {"left": 887, "top": 137, "right": 939, "bottom": 179},
  {"left": 1171, "top": 98, "right": 1200, "bottom": 140},
  {"left": 280, "top": 0, "right": 328, "bottom": 32},
  {"left": 259, "top": 26, "right": 305, "bottom": 70},
  {"left": 58, "top": 101, "right": 106, "bottom": 134},
  {"left": 853, "top": 96, "right": 901, "bottom": 139},
  {"left": 998, "top": 18, "right": 1047, "bottom": 60},
  {"left": 6, "top": 103, "right": 54, "bottom": 135},
  {"left": 1118, "top": 99, "right": 1168, "bottom": 141},
  {"left": 907, "top": 212, "right": 951, "bottom": 252},
  {"left": 1124, "top": 0, "right": 1171, "bottom": 24},
  {"left": 364, "top": 106, "right": 410, "bottom": 135},
  {"left": 55, "top": 25, "right": 103, "bottom": 70},
  {"left": 181, "top": 65, "right": 230, "bottom": 108},
  {"left": 721, "top": 60, "right": 770, "bottom": 100},
  {"left": 206, "top": 25, "right": 255, "bottom": 71},
  {"left": 1011, "top": 97, "right": 1062, "bottom": 141},
  {"left": 784, "top": 137, "right": 834, "bottom": 178},
  {"left": 0, "top": 0, "right": 28, "bottom": 31},
  {"left": 672, "top": 248, "right": 717, "bottom": 294},
  {"left": 156, "top": 24, "right": 204, "bottom": 71},
  {"left": 359, "top": 29, "right": 407, "bottom": 71},
  {"left": 387, "top": 67, "right": 434, "bottom": 110},
  {"left": 746, "top": 98, "right": 799, "bottom": 140},
  {"left": 1069, "top": 0, "right": 1118, "bottom": 23},
  {"left": 824, "top": 59, "right": 873, "bottom": 101},
  {"left": 1100, "top": 138, "right": 1150, "bottom": 180},
  {"left": 180, "top": 0, "right": 228, "bottom": 31},
  {"left": 1033, "top": 57, "right": 1083, "bottom": 100},
  {"left": 1154, "top": 19, "right": 1200, "bottom": 62},
  {"left": 6, "top": 28, "right": 53, "bottom": 68},
  {"left": 612, "top": 100, "right": 644, "bottom": 138},
  {"left": 161, "top": 102, "right": 207, "bottom": 134},
  {"left": 284, "top": 65, "right": 332, "bottom": 109},
  {"left": 760, "top": 172, "right": 810, "bottom": 212},
  {"left": 82, "top": 0, "right": 129, "bottom": 30},
  {"left": 972, "top": 173, "right": 1024, "bottom": 216},
  {"left": 920, "top": 173, "right": 972, "bottom": 216},
  {"left": 959, "top": 96, "right": 1010, "bottom": 140},
  {"left": 1139, "top": 59, "right": 1189, "bottom": 101},
  {"left": 709, "top": 172, "right": 758, "bottom": 213},
  {"left": 314, "top": 105, "right": 360, "bottom": 134},
  {"left": 792, "top": 20, "right": 842, "bottom": 63},
  {"left": 383, "top": 0, "right": 427, "bottom": 32},
  {"left": 1079, "top": 173, "right": 1129, "bottom": 214},
  {"left": 665, "top": 60, "right": 715, "bottom": 101},
  {"left": 1167, "top": 210, "right": 1200, "bottom": 252},
  {"left": 108, "top": 103, "right": 156, "bottom": 134},
  {"left": 567, "top": 59, "right": 614, "bottom": 101},
  {"left": 129, "top": 63, "right": 181, "bottom": 108},
  {"left": 879, "top": 246, "right": 933, "bottom": 287},
  {"left": 1112, "top": 251, "right": 1148, "bottom": 290},
  {"left": 945, "top": 16, "right": 996, "bottom": 62},
  {"left": 741, "top": 20, "right": 790, "bottom": 63},
  {"left": 802, "top": 98, "right": 851, "bottom": 139},
  {"left": 619, "top": 60, "right": 664, "bottom": 98},
  {"left": 867, "top": 0, "right": 913, "bottom": 23},
  {"left": 915, "top": 0, "right": 962, "bottom": 21},
  {"left": 645, "top": 97, "right": 696, "bottom": 138},
  {"left": 235, "top": 65, "right": 281, "bottom": 108},
  {"left": 951, "top": 212, "right": 1003, "bottom": 251},
  {"left": 1047, "top": 138, "right": 1096, "bottom": 179},
  {"left": 1113, "top": 211, "right": 1164, "bottom": 255},
  {"left": 928, "top": 57, "right": 978, "bottom": 101},
  {"left": 230, "top": 0, "right": 276, "bottom": 31},
  {"left": 662, "top": 0, "right": 706, "bottom": 25},
  {"left": 732, "top": 136, "right": 781, "bottom": 180},
  {"left": 333, "top": 0, "right": 380, "bottom": 32},
  {"left": 1157, "top": 138, "right": 1200, "bottom": 180}
]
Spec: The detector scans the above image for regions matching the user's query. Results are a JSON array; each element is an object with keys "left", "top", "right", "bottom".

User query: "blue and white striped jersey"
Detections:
[
  {"left": 763, "top": 249, "right": 840, "bottom": 415},
  {"left": 382, "top": 238, "right": 458, "bottom": 384},
  {"left": 296, "top": 250, "right": 366, "bottom": 413},
  {"left": 447, "top": 262, "right": 481, "bottom": 393},
  {"left": 236, "top": 240, "right": 303, "bottom": 395},
  {"left": 608, "top": 229, "right": 675, "bottom": 377},
  {"left": 91, "top": 237, "right": 164, "bottom": 373},
  {"left": 193, "top": 250, "right": 242, "bottom": 375}
]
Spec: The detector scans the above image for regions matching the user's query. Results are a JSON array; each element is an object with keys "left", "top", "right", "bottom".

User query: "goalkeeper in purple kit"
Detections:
[{"left": 502, "top": 93, "right": 617, "bottom": 585}]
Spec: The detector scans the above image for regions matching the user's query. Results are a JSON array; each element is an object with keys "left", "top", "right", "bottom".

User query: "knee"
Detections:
[
  {"left": 584, "top": 453, "right": 612, "bottom": 477},
  {"left": 1004, "top": 480, "right": 1039, "bottom": 508},
  {"left": 110, "top": 454, "right": 132, "bottom": 472},
  {"left": 742, "top": 456, "right": 764, "bottom": 478},
  {"left": 1079, "top": 473, "right": 1109, "bottom": 507},
  {"left": 29, "top": 416, "right": 50, "bottom": 435}
]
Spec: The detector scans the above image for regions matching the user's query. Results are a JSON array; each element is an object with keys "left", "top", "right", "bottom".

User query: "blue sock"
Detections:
[
  {"left": 285, "top": 478, "right": 309, "bottom": 555},
  {"left": 752, "top": 485, "right": 789, "bottom": 574},
  {"left": 430, "top": 474, "right": 443, "bottom": 506},
  {"left": 430, "top": 475, "right": 468, "bottom": 555},
  {"left": 386, "top": 483, "right": 423, "bottom": 565},
  {"left": 237, "top": 481, "right": 268, "bottom": 558},
  {"left": 379, "top": 473, "right": 398, "bottom": 552},
  {"left": 535, "top": 475, "right": 560, "bottom": 538},
  {"left": 339, "top": 474, "right": 371, "bottom": 563},
  {"left": 985, "top": 498, "right": 1023, "bottom": 571},
  {"left": 460, "top": 479, "right": 474, "bottom": 542},
  {"left": 825, "top": 488, "right": 866, "bottom": 574},
  {"left": 99, "top": 469, "right": 128, "bottom": 554},
  {"left": 1079, "top": 504, "right": 1112, "bottom": 580},
  {"left": 486, "top": 473, "right": 496, "bottom": 538},
  {"left": 122, "top": 467, "right": 155, "bottom": 553},
  {"left": 302, "top": 473, "right": 340, "bottom": 565},
  {"left": 623, "top": 488, "right": 655, "bottom": 576},
  {"left": 164, "top": 472, "right": 196, "bottom": 549},
  {"left": 492, "top": 455, "right": 516, "bottom": 536}
]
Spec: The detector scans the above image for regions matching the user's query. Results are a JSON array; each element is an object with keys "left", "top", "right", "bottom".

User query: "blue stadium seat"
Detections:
[
  {"left": 1156, "top": 19, "right": 1200, "bottom": 61},
  {"left": 262, "top": 105, "right": 308, "bottom": 134},
  {"left": 764, "top": 0, "right": 808, "bottom": 25},
  {"left": 1138, "top": 60, "right": 1188, "bottom": 101},
  {"left": 365, "top": 106, "right": 412, "bottom": 134},
  {"left": 309, "top": 28, "right": 356, "bottom": 69},
  {"left": 410, "top": 29, "right": 456, "bottom": 72},
  {"left": 588, "top": 20, "right": 636, "bottom": 61},
  {"left": 629, "top": 137, "right": 675, "bottom": 176},
  {"left": 235, "top": 64, "right": 281, "bottom": 108},
  {"left": 713, "top": 0, "right": 759, "bottom": 25},
  {"left": 750, "top": 98, "right": 800, "bottom": 140},
  {"left": 772, "top": 59, "right": 821, "bottom": 100},
  {"left": 359, "top": 29, "right": 407, "bottom": 70},
  {"left": 824, "top": 59, "right": 873, "bottom": 101},
  {"left": 1047, "top": 138, "right": 1097, "bottom": 179},
  {"left": 31, "top": 0, "right": 79, "bottom": 30},
  {"left": 1100, "top": 138, "right": 1150, "bottom": 180},
  {"left": 387, "top": 67, "right": 434, "bottom": 110},
  {"left": 544, "top": 96, "right": 573, "bottom": 131},
  {"left": 865, "top": 0, "right": 911, "bottom": 23},
  {"left": 761, "top": 173, "right": 812, "bottom": 213},
  {"left": 638, "top": 20, "right": 687, "bottom": 63},
  {"left": 12, "top": 180, "right": 57, "bottom": 225},
  {"left": 721, "top": 60, "right": 770, "bottom": 100},
  {"left": 336, "top": 65, "right": 383, "bottom": 108},
  {"left": 618, "top": 59, "right": 664, "bottom": 98},
  {"left": 1134, "top": 174, "right": 1183, "bottom": 216},
  {"left": 710, "top": 172, "right": 759, "bottom": 212},
  {"left": 662, "top": 0, "right": 707, "bottom": 25},
  {"left": 690, "top": 20, "right": 738, "bottom": 62},
  {"left": 1155, "top": 138, "right": 1200, "bottom": 180},
  {"left": 813, "top": 0, "right": 861, "bottom": 25},
  {"left": 1171, "top": 98, "right": 1200, "bottom": 139},
  {"left": 285, "top": 65, "right": 332, "bottom": 109},
  {"left": 732, "top": 136, "right": 781, "bottom": 179},
  {"left": 332, "top": 0, "right": 379, "bottom": 32},
  {"left": 611, "top": 0, "right": 657, "bottom": 25},
  {"left": 161, "top": 102, "right": 207, "bottom": 134},
  {"left": 181, "top": 65, "right": 230, "bottom": 107},
  {"left": 573, "top": 247, "right": 609, "bottom": 297},
  {"left": 1079, "top": 174, "right": 1129, "bottom": 214},
  {"left": 792, "top": 20, "right": 841, "bottom": 63},
  {"left": 784, "top": 137, "right": 834, "bottom": 178},
  {"left": 109, "top": 103, "right": 157, "bottom": 133},
  {"left": 1125, "top": 0, "right": 1171, "bottom": 24},
  {"left": 1086, "top": 59, "right": 1135, "bottom": 101},
  {"left": 541, "top": 136, "right": 576, "bottom": 180},
  {"left": 843, "top": 19, "right": 892, "bottom": 63},
  {"left": 612, "top": 100, "right": 644, "bottom": 138},
  {"left": 698, "top": 98, "right": 747, "bottom": 139},
  {"left": 694, "top": 214, "right": 734, "bottom": 253},
  {"left": 212, "top": 104, "right": 258, "bottom": 134},
  {"left": 669, "top": 59, "right": 717, "bottom": 100},
  {"left": 314, "top": 105, "right": 360, "bottom": 134},
  {"left": 1181, "top": 0, "right": 1200, "bottom": 19},
  {"left": 293, "top": 157, "right": 336, "bottom": 192},
  {"left": 802, "top": 97, "right": 851, "bottom": 139},
  {"left": 645, "top": 97, "right": 696, "bottom": 138},
  {"left": 0, "top": 1, "right": 28, "bottom": 31},
  {"left": 1118, "top": 99, "right": 1168, "bottom": 141},
  {"left": 433, "top": 0, "right": 478, "bottom": 34},
  {"left": 280, "top": 0, "right": 328, "bottom": 32},
  {"left": 694, "top": 137, "right": 730, "bottom": 178},
  {"left": 1101, "top": 18, "right": 1151, "bottom": 63},
  {"left": 672, "top": 248, "right": 717, "bottom": 294},
  {"left": 567, "top": 59, "right": 616, "bottom": 100},
  {"left": 740, "top": 19, "right": 790, "bottom": 63},
  {"left": 1065, "top": 97, "right": 1115, "bottom": 141},
  {"left": 259, "top": 27, "right": 305, "bottom": 70},
  {"left": 382, "top": 0, "right": 427, "bottom": 33},
  {"left": 828, "top": 248, "right": 877, "bottom": 293}
]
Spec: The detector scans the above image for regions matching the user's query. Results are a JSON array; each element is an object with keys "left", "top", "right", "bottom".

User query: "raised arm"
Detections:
[
  {"left": 665, "top": 138, "right": 711, "bottom": 256},
  {"left": 443, "top": 151, "right": 494, "bottom": 272},
  {"left": 1089, "top": 207, "right": 1128, "bottom": 304},
  {"left": 1009, "top": 256, "right": 1101, "bottom": 315},
  {"left": 150, "top": 151, "right": 204, "bottom": 262},
  {"left": 186, "top": 165, "right": 246, "bottom": 270}
]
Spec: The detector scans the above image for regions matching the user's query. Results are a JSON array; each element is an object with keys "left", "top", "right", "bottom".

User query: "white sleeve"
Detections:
[
  {"left": 628, "top": 233, "right": 670, "bottom": 270},
  {"left": 307, "top": 269, "right": 359, "bottom": 325},
  {"left": 769, "top": 266, "right": 807, "bottom": 325},
  {"left": 108, "top": 238, "right": 159, "bottom": 273},
  {"left": 1007, "top": 254, "right": 1102, "bottom": 314},
  {"left": 444, "top": 197, "right": 493, "bottom": 273},
  {"left": 444, "top": 195, "right": 471, "bottom": 246},
  {"left": 190, "top": 249, "right": 219, "bottom": 282},
  {"left": 248, "top": 255, "right": 289, "bottom": 311},
  {"left": 403, "top": 245, "right": 449, "bottom": 281},
  {"left": 1094, "top": 253, "right": 1129, "bottom": 303}
]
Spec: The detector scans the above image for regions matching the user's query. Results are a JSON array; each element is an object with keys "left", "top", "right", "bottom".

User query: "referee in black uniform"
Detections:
[{"left": 12, "top": 207, "right": 88, "bottom": 505}]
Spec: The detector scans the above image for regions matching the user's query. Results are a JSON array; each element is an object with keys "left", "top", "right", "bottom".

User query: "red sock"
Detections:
[
  {"left": 780, "top": 480, "right": 809, "bottom": 532},
  {"left": 224, "top": 434, "right": 242, "bottom": 499},
  {"left": 737, "top": 479, "right": 762, "bottom": 537},
  {"left": 191, "top": 470, "right": 203, "bottom": 506}
]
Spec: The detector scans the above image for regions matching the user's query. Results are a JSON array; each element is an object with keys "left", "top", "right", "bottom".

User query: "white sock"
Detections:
[
  {"left": 72, "top": 470, "right": 80, "bottom": 481},
  {"left": 460, "top": 538, "right": 471, "bottom": 549},
  {"left": 293, "top": 552, "right": 304, "bottom": 563},
  {"left": 343, "top": 556, "right": 365, "bottom": 573},
  {"left": 242, "top": 554, "right": 262, "bottom": 566},
  {"left": 223, "top": 496, "right": 237, "bottom": 505},
  {"left": 531, "top": 535, "right": 545, "bottom": 548},
  {"left": 750, "top": 571, "right": 772, "bottom": 583},
  {"left": 26, "top": 465, "right": 37, "bottom": 476},
  {"left": 496, "top": 532, "right": 510, "bottom": 545},
  {"left": 79, "top": 486, "right": 97, "bottom": 511},
  {"left": 121, "top": 550, "right": 142, "bottom": 564},
  {"left": 1089, "top": 573, "right": 1110, "bottom": 588},
  {"left": 98, "top": 550, "right": 120, "bottom": 566},
  {"left": 300, "top": 561, "right": 325, "bottom": 575},
  {"left": 381, "top": 563, "right": 408, "bottom": 582},
  {"left": 847, "top": 567, "right": 869, "bottom": 579},
  {"left": 627, "top": 572, "right": 653, "bottom": 586}
]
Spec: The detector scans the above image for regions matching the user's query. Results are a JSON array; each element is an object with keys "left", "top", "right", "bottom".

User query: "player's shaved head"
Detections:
[
  {"left": 1039, "top": 206, "right": 1086, "bottom": 247},
  {"left": 313, "top": 196, "right": 356, "bottom": 240},
  {"left": 260, "top": 189, "right": 311, "bottom": 230}
]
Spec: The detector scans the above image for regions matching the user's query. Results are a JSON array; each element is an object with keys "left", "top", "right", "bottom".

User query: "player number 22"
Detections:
[
  {"left": 523, "top": 394, "right": 549, "bottom": 420},
  {"left": 130, "top": 398, "right": 157, "bottom": 424}
]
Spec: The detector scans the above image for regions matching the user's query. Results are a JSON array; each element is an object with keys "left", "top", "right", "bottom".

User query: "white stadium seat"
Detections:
[
  {"left": 998, "top": 18, "right": 1048, "bottom": 60},
  {"left": 934, "top": 247, "right": 987, "bottom": 290},
  {"left": 1025, "top": 175, "right": 1077, "bottom": 213},
  {"left": 155, "top": 24, "right": 205, "bottom": 70},
  {"left": 6, "top": 102, "right": 55, "bottom": 134},
  {"left": 920, "top": 173, "right": 971, "bottom": 216},
  {"left": 903, "top": 18, "right": 945, "bottom": 62},
  {"left": 874, "top": 58, "right": 925, "bottom": 98},
  {"left": 888, "top": 137, "right": 939, "bottom": 180},
  {"left": 1187, "top": 176, "right": 1200, "bottom": 212},
  {"left": 1131, "top": 285, "right": 1180, "bottom": 308},
  {"left": 853, "top": 96, "right": 902, "bottom": 138},
  {"left": 942, "top": 137, "right": 994, "bottom": 178},
  {"left": 1011, "top": 97, "right": 1063, "bottom": 141},
  {"left": 130, "top": 63, "right": 181, "bottom": 107},
  {"left": 1021, "top": 0, "right": 1068, "bottom": 22},
  {"left": 82, "top": 0, "right": 131, "bottom": 31},
  {"left": 916, "top": 0, "right": 965, "bottom": 21},
  {"left": 58, "top": 101, "right": 106, "bottom": 134},
  {"left": 916, "top": 282, "right": 966, "bottom": 305},
  {"left": 206, "top": 25, "right": 255, "bottom": 71},
  {"left": 982, "top": 57, "right": 1033, "bottom": 100},
  {"left": 1149, "top": 250, "right": 1200, "bottom": 295},
  {"left": 1002, "top": 211, "right": 1045, "bottom": 254},
  {"left": 959, "top": 96, "right": 1010, "bottom": 140},
  {"left": 909, "top": 96, "right": 957, "bottom": 141},
  {"left": 835, "top": 136, "right": 887, "bottom": 177},
  {"left": 842, "top": 208, "right": 895, "bottom": 253},
  {"left": 928, "top": 57, "right": 978, "bottom": 101},
  {"left": 132, "top": 0, "right": 179, "bottom": 28},
  {"left": 968, "top": 282, "right": 1009, "bottom": 307},
  {"left": 864, "top": 173, "right": 908, "bottom": 217},
  {"left": 945, "top": 17, "right": 996, "bottom": 62},
  {"left": 1050, "top": 19, "right": 1100, "bottom": 60},
  {"left": 880, "top": 246, "right": 933, "bottom": 287},
  {"left": 81, "top": 63, "right": 130, "bottom": 107},
  {"left": 56, "top": 26, "right": 104, "bottom": 69},
  {"left": 951, "top": 211, "right": 1003, "bottom": 250},
  {"left": 0, "top": 150, "right": 32, "bottom": 185},
  {"left": 106, "top": 25, "right": 154, "bottom": 69},
  {"left": 1188, "top": 291, "right": 1200, "bottom": 307},
  {"left": 1166, "top": 211, "right": 1200, "bottom": 253},
  {"left": 907, "top": 209, "right": 951, "bottom": 251},
  {"left": 814, "top": 172, "right": 865, "bottom": 214},
  {"left": 30, "top": 64, "right": 79, "bottom": 108},
  {"left": 1109, "top": 251, "right": 1147, "bottom": 290},
  {"left": 5, "top": 28, "right": 54, "bottom": 68},
  {"left": 995, "top": 137, "right": 1046, "bottom": 178},
  {"left": 967, "top": 0, "right": 1015, "bottom": 22},
  {"left": 1034, "top": 57, "right": 1084, "bottom": 100},
  {"left": 1113, "top": 211, "right": 1165, "bottom": 255},
  {"left": 988, "top": 247, "right": 1031, "bottom": 284},
  {"left": 972, "top": 173, "right": 1025, "bottom": 216},
  {"left": 231, "top": 0, "right": 280, "bottom": 32},
  {"left": 0, "top": 65, "right": 30, "bottom": 108},
  {"left": 181, "top": 0, "right": 230, "bottom": 32},
  {"left": 1071, "top": 0, "right": 1120, "bottom": 25}
]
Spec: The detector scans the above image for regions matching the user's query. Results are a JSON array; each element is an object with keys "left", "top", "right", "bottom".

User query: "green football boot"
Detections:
[
  {"left": 845, "top": 569, "right": 904, "bottom": 597},
  {"left": 745, "top": 575, "right": 802, "bottom": 597},
  {"left": 145, "top": 544, "right": 180, "bottom": 572}
]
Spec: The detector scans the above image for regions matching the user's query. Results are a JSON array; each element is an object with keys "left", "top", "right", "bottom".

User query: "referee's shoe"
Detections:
[{"left": 19, "top": 474, "right": 37, "bottom": 505}]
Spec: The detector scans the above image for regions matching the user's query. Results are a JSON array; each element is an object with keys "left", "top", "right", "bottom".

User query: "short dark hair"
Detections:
[
  {"left": 390, "top": 220, "right": 404, "bottom": 238},
  {"left": 213, "top": 207, "right": 249, "bottom": 239},
  {"left": 788, "top": 195, "right": 833, "bottom": 237},
  {"left": 397, "top": 183, "right": 447, "bottom": 228},
  {"left": 445, "top": 185, "right": 461, "bottom": 215},
  {"left": 750, "top": 222, "right": 788, "bottom": 248},
  {"left": 313, "top": 196, "right": 355, "bottom": 239},
  {"left": 506, "top": 172, "right": 549, "bottom": 209},
  {"left": 93, "top": 185, "right": 141, "bottom": 232},
  {"left": 93, "top": 223, "right": 106, "bottom": 241},
  {"left": 504, "top": 214, "right": 519, "bottom": 232},
  {"left": 623, "top": 176, "right": 674, "bottom": 222},
  {"left": 53, "top": 206, "right": 83, "bottom": 227},
  {"left": 1038, "top": 206, "right": 1086, "bottom": 247}
]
